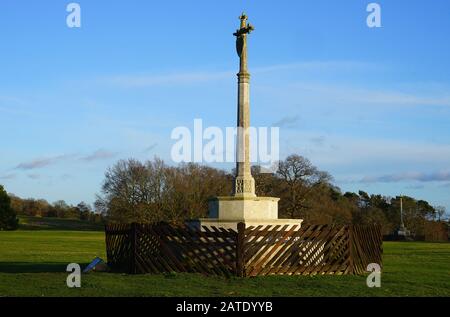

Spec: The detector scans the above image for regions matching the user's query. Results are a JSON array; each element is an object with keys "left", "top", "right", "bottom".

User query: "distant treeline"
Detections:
[
  {"left": 8, "top": 196, "right": 103, "bottom": 223},
  {"left": 2, "top": 154, "right": 448, "bottom": 237},
  {"left": 94, "top": 155, "right": 448, "bottom": 238}
]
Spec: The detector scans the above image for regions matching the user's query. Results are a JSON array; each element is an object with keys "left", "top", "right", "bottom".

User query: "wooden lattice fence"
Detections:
[
  {"left": 106, "top": 223, "right": 237, "bottom": 276},
  {"left": 105, "top": 222, "right": 382, "bottom": 276}
]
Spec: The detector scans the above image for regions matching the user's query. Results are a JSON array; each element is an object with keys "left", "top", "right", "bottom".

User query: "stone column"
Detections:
[
  {"left": 197, "top": 14, "right": 302, "bottom": 231},
  {"left": 233, "top": 14, "right": 255, "bottom": 197}
]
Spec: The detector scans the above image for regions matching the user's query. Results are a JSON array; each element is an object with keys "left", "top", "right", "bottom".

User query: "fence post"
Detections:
[
  {"left": 104, "top": 224, "right": 109, "bottom": 263},
  {"left": 236, "top": 222, "right": 246, "bottom": 277},
  {"left": 377, "top": 224, "right": 383, "bottom": 268},
  {"left": 130, "top": 223, "right": 137, "bottom": 274},
  {"left": 348, "top": 225, "right": 354, "bottom": 274}
]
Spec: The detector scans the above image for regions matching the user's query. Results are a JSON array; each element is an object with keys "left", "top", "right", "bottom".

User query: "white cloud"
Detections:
[
  {"left": 27, "top": 174, "right": 41, "bottom": 180},
  {"left": 253, "top": 61, "right": 377, "bottom": 74},
  {"left": 16, "top": 154, "right": 75, "bottom": 170},
  {"left": 272, "top": 115, "right": 301, "bottom": 128},
  {"left": 80, "top": 149, "right": 117, "bottom": 162},
  {"left": 15, "top": 149, "right": 117, "bottom": 171},
  {"left": 101, "top": 71, "right": 233, "bottom": 87},
  {"left": 282, "top": 132, "right": 450, "bottom": 168},
  {"left": 143, "top": 143, "right": 158, "bottom": 153},
  {"left": 361, "top": 170, "right": 450, "bottom": 183},
  {"left": 97, "top": 60, "right": 377, "bottom": 88},
  {"left": 0, "top": 174, "right": 16, "bottom": 180},
  {"left": 286, "top": 83, "right": 450, "bottom": 107}
]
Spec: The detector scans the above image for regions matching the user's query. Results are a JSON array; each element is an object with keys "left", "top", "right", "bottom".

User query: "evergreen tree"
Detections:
[{"left": 0, "top": 185, "right": 18, "bottom": 230}]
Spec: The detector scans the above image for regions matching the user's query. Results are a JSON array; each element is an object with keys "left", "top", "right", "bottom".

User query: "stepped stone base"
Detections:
[
  {"left": 193, "top": 218, "right": 302, "bottom": 231},
  {"left": 188, "top": 196, "right": 303, "bottom": 231},
  {"left": 208, "top": 196, "right": 280, "bottom": 220}
]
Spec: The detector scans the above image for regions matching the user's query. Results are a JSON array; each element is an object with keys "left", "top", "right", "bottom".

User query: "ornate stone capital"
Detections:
[
  {"left": 237, "top": 72, "right": 250, "bottom": 83},
  {"left": 234, "top": 176, "right": 256, "bottom": 197}
]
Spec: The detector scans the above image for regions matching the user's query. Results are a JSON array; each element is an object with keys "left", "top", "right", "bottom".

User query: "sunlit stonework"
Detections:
[{"left": 197, "top": 14, "right": 303, "bottom": 230}]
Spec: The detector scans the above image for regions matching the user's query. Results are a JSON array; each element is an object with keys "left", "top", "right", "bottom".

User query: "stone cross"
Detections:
[
  {"left": 233, "top": 13, "right": 254, "bottom": 73},
  {"left": 199, "top": 14, "right": 302, "bottom": 231},
  {"left": 233, "top": 13, "right": 256, "bottom": 197}
]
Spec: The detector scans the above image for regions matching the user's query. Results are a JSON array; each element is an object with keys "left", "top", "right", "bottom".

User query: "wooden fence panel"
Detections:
[
  {"left": 105, "top": 223, "right": 132, "bottom": 272},
  {"left": 351, "top": 224, "right": 383, "bottom": 274},
  {"left": 106, "top": 223, "right": 237, "bottom": 276},
  {"left": 105, "top": 222, "right": 382, "bottom": 277},
  {"left": 242, "top": 224, "right": 351, "bottom": 276}
]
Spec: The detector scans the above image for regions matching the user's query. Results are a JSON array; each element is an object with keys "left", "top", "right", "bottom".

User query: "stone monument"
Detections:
[{"left": 197, "top": 14, "right": 303, "bottom": 230}]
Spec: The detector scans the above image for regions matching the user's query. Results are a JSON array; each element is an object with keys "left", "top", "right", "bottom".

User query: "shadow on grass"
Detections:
[
  {"left": 0, "top": 262, "right": 90, "bottom": 273},
  {"left": 18, "top": 216, "right": 104, "bottom": 232},
  {"left": 18, "top": 224, "right": 103, "bottom": 231}
]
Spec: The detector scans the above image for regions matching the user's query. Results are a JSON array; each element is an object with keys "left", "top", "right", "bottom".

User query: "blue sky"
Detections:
[{"left": 0, "top": 0, "right": 449, "bottom": 213}]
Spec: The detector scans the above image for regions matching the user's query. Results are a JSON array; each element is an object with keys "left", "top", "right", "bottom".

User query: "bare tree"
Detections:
[
  {"left": 435, "top": 206, "right": 446, "bottom": 222},
  {"left": 99, "top": 158, "right": 167, "bottom": 223},
  {"left": 167, "top": 163, "right": 232, "bottom": 221},
  {"left": 276, "top": 154, "right": 332, "bottom": 219},
  {"left": 97, "top": 158, "right": 232, "bottom": 223}
]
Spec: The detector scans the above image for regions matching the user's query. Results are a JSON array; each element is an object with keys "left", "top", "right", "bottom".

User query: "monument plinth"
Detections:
[{"left": 197, "top": 14, "right": 303, "bottom": 230}]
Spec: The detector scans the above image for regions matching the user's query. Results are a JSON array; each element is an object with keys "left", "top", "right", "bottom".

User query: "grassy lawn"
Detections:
[{"left": 0, "top": 221, "right": 449, "bottom": 296}]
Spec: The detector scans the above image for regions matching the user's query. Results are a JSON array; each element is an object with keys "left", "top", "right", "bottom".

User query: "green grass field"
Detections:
[{"left": 0, "top": 218, "right": 449, "bottom": 297}]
